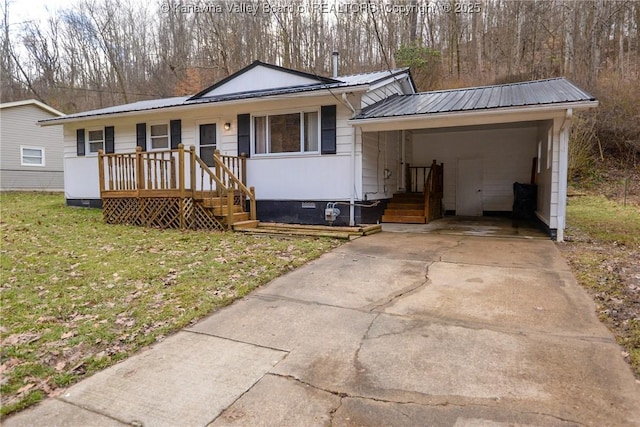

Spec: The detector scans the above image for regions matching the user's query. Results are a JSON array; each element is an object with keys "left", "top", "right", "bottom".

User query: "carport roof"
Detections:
[{"left": 354, "top": 78, "right": 596, "bottom": 120}]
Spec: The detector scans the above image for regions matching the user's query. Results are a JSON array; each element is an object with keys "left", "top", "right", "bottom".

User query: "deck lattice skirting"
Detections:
[{"left": 98, "top": 145, "right": 255, "bottom": 231}]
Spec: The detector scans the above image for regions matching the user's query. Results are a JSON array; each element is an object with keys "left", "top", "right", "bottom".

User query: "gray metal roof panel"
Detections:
[
  {"left": 39, "top": 96, "right": 190, "bottom": 122},
  {"left": 355, "top": 78, "right": 596, "bottom": 120}
]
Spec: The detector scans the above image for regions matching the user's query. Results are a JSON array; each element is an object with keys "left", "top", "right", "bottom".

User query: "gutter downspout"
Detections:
[
  {"left": 557, "top": 108, "right": 573, "bottom": 242},
  {"left": 342, "top": 92, "right": 357, "bottom": 227}
]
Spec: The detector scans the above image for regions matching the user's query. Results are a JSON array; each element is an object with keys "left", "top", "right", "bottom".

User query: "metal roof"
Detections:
[
  {"left": 354, "top": 78, "right": 596, "bottom": 120},
  {"left": 40, "top": 67, "right": 410, "bottom": 124},
  {"left": 40, "top": 96, "right": 190, "bottom": 123}
]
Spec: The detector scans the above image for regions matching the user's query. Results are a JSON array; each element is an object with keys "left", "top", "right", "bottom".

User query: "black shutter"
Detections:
[
  {"left": 170, "top": 119, "right": 181, "bottom": 149},
  {"left": 76, "top": 129, "right": 85, "bottom": 156},
  {"left": 136, "top": 123, "right": 146, "bottom": 151},
  {"left": 321, "top": 105, "right": 337, "bottom": 154},
  {"left": 104, "top": 126, "right": 115, "bottom": 154},
  {"left": 237, "top": 114, "right": 251, "bottom": 157}
]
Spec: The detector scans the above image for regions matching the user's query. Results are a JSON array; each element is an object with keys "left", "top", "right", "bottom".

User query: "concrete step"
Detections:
[{"left": 381, "top": 214, "right": 426, "bottom": 224}]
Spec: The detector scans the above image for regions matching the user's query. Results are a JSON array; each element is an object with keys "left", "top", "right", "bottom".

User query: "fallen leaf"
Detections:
[{"left": 60, "top": 331, "right": 75, "bottom": 340}]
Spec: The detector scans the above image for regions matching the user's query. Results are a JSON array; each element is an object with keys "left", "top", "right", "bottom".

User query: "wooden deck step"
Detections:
[
  {"left": 233, "top": 220, "right": 260, "bottom": 230},
  {"left": 383, "top": 208, "right": 425, "bottom": 216},
  {"left": 235, "top": 223, "right": 382, "bottom": 239},
  {"left": 381, "top": 215, "right": 426, "bottom": 224},
  {"left": 386, "top": 202, "right": 424, "bottom": 209},
  {"left": 391, "top": 193, "right": 424, "bottom": 201},
  {"left": 229, "top": 212, "right": 249, "bottom": 222},
  {"left": 211, "top": 205, "right": 242, "bottom": 215},
  {"left": 199, "top": 197, "right": 224, "bottom": 208}
]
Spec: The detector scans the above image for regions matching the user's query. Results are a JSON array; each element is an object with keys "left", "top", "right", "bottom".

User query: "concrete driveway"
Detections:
[{"left": 6, "top": 232, "right": 640, "bottom": 426}]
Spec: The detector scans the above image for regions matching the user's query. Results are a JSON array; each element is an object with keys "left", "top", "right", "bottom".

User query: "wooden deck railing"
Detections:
[
  {"left": 424, "top": 160, "right": 444, "bottom": 222},
  {"left": 98, "top": 145, "right": 255, "bottom": 225},
  {"left": 406, "top": 164, "right": 430, "bottom": 193}
]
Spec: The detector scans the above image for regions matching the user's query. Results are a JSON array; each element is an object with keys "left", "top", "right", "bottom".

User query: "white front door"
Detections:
[{"left": 456, "top": 158, "right": 483, "bottom": 216}]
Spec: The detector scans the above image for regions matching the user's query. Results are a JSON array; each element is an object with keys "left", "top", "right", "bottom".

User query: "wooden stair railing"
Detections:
[
  {"left": 98, "top": 144, "right": 256, "bottom": 230},
  {"left": 189, "top": 147, "right": 256, "bottom": 226}
]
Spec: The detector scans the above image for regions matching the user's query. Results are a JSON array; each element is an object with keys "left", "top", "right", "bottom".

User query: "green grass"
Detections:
[
  {"left": 0, "top": 192, "right": 341, "bottom": 417},
  {"left": 566, "top": 194, "right": 640, "bottom": 245},
  {"left": 563, "top": 194, "right": 640, "bottom": 377}
]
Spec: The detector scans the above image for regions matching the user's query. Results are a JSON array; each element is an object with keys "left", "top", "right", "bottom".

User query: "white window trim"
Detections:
[
  {"left": 86, "top": 128, "right": 104, "bottom": 156},
  {"left": 148, "top": 122, "right": 170, "bottom": 151},
  {"left": 547, "top": 128, "right": 553, "bottom": 170},
  {"left": 251, "top": 108, "right": 321, "bottom": 157},
  {"left": 20, "top": 146, "right": 45, "bottom": 167}
]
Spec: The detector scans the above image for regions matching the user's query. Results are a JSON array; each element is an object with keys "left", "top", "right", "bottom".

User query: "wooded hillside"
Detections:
[{"left": 2, "top": 0, "right": 638, "bottom": 168}]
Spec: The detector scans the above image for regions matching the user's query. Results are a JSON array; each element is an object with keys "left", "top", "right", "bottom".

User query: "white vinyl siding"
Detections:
[
  {"left": 361, "top": 80, "right": 404, "bottom": 108},
  {"left": 411, "top": 126, "right": 538, "bottom": 212},
  {"left": 61, "top": 94, "right": 357, "bottom": 201},
  {"left": 362, "top": 131, "right": 400, "bottom": 200}
]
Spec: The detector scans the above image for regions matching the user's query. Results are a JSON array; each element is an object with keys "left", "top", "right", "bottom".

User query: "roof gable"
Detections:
[
  {"left": 0, "top": 99, "right": 64, "bottom": 116},
  {"left": 190, "top": 60, "right": 339, "bottom": 100}
]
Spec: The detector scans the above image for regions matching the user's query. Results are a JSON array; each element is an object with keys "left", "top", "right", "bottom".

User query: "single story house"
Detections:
[
  {"left": 39, "top": 60, "right": 597, "bottom": 241},
  {"left": 1, "top": 99, "right": 64, "bottom": 191}
]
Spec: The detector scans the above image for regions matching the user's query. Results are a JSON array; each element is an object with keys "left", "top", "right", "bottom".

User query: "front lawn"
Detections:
[
  {"left": 0, "top": 192, "right": 341, "bottom": 417},
  {"left": 560, "top": 194, "right": 640, "bottom": 377}
]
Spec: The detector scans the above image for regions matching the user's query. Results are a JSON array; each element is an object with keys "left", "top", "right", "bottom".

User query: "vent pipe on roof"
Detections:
[{"left": 332, "top": 51, "right": 339, "bottom": 78}]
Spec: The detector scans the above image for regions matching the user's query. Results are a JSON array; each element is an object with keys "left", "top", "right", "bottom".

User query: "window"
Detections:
[
  {"left": 537, "top": 140, "right": 542, "bottom": 174},
  {"left": 88, "top": 129, "right": 104, "bottom": 153},
  {"left": 21, "top": 147, "right": 44, "bottom": 166},
  {"left": 199, "top": 123, "right": 217, "bottom": 166},
  {"left": 150, "top": 124, "right": 169, "bottom": 150},
  {"left": 254, "top": 111, "right": 319, "bottom": 155}
]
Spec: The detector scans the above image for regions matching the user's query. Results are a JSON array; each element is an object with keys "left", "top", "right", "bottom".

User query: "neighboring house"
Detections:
[
  {"left": 39, "top": 60, "right": 597, "bottom": 241},
  {"left": 1, "top": 100, "right": 65, "bottom": 191}
]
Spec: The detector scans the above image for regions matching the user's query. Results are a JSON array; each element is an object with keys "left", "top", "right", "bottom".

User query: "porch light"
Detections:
[{"left": 224, "top": 122, "right": 231, "bottom": 131}]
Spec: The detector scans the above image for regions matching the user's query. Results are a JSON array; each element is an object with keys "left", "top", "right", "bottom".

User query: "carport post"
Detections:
[{"left": 557, "top": 108, "right": 572, "bottom": 242}]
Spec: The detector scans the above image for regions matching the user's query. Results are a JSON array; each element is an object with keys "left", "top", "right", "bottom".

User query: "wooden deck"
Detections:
[{"left": 98, "top": 145, "right": 256, "bottom": 231}]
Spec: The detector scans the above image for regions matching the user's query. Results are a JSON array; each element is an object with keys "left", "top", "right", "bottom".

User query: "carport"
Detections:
[{"left": 350, "top": 78, "right": 598, "bottom": 241}]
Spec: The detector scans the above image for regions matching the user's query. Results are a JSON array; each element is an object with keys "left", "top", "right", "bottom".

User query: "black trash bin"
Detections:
[{"left": 512, "top": 182, "right": 537, "bottom": 219}]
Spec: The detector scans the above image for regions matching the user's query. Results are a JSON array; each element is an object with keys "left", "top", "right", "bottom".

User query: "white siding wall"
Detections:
[
  {"left": 62, "top": 95, "right": 358, "bottom": 201},
  {"left": 0, "top": 104, "right": 64, "bottom": 190},
  {"left": 361, "top": 81, "right": 404, "bottom": 108},
  {"left": 361, "top": 130, "right": 401, "bottom": 200},
  {"left": 534, "top": 121, "right": 555, "bottom": 227},
  {"left": 411, "top": 126, "right": 538, "bottom": 212}
]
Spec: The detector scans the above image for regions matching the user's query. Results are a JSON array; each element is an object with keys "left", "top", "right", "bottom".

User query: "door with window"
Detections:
[{"left": 199, "top": 124, "right": 217, "bottom": 167}]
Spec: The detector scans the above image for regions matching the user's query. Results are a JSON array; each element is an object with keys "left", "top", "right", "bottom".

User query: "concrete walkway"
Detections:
[{"left": 5, "top": 232, "right": 640, "bottom": 426}]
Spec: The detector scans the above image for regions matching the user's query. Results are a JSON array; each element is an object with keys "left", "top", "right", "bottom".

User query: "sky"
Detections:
[{"left": 4, "top": 0, "right": 77, "bottom": 28}]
